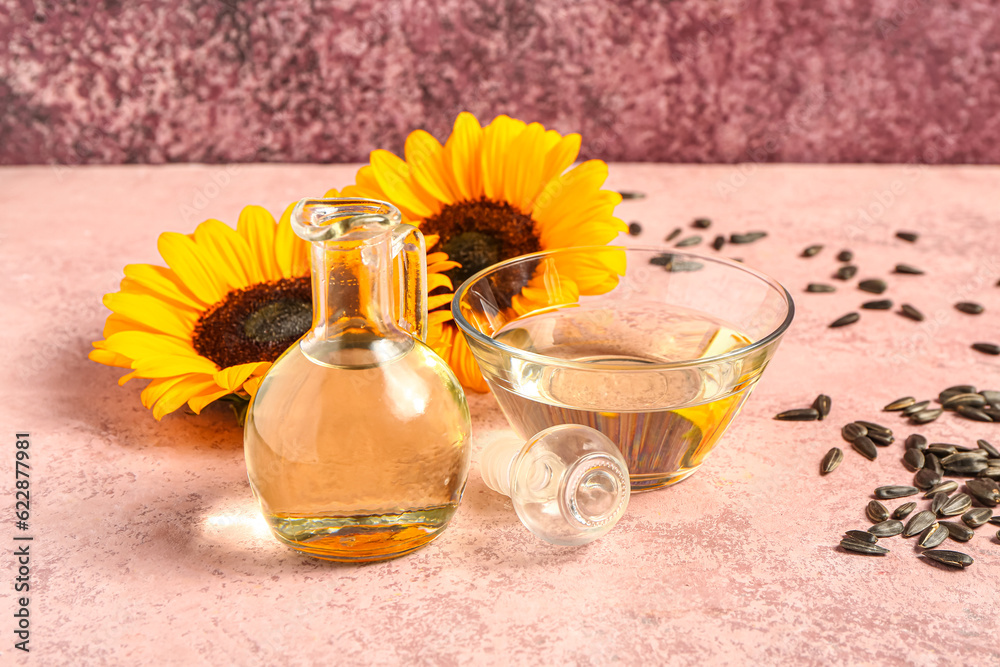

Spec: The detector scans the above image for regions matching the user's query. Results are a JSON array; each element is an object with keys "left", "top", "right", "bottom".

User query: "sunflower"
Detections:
[
  {"left": 340, "top": 113, "right": 627, "bottom": 391},
  {"left": 89, "top": 199, "right": 329, "bottom": 420}
]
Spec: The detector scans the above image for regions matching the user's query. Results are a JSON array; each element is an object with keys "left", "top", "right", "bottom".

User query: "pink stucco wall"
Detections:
[{"left": 2, "top": 0, "right": 998, "bottom": 165}]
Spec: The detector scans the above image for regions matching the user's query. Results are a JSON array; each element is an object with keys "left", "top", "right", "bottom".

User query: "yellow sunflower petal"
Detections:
[
  {"left": 443, "top": 112, "right": 484, "bottom": 200},
  {"left": 323, "top": 187, "right": 342, "bottom": 198},
  {"left": 243, "top": 376, "right": 265, "bottom": 399},
  {"left": 103, "top": 330, "right": 201, "bottom": 360},
  {"left": 369, "top": 150, "right": 435, "bottom": 219},
  {"left": 237, "top": 205, "right": 280, "bottom": 282},
  {"left": 503, "top": 122, "right": 548, "bottom": 212},
  {"left": 481, "top": 115, "right": 526, "bottom": 200},
  {"left": 88, "top": 348, "right": 133, "bottom": 368},
  {"left": 406, "top": 130, "right": 458, "bottom": 206},
  {"left": 103, "top": 292, "right": 197, "bottom": 340},
  {"left": 539, "top": 133, "right": 581, "bottom": 192},
  {"left": 275, "top": 202, "right": 310, "bottom": 278},
  {"left": 101, "top": 313, "right": 162, "bottom": 338},
  {"left": 123, "top": 264, "right": 206, "bottom": 310},
  {"left": 214, "top": 361, "right": 271, "bottom": 392},
  {"left": 152, "top": 375, "right": 222, "bottom": 421},
  {"left": 141, "top": 375, "right": 187, "bottom": 409},
  {"left": 427, "top": 273, "right": 454, "bottom": 292},
  {"left": 193, "top": 219, "right": 256, "bottom": 291},
  {"left": 157, "top": 231, "right": 230, "bottom": 304},
  {"left": 427, "top": 293, "right": 455, "bottom": 311},
  {"left": 428, "top": 309, "right": 454, "bottom": 328},
  {"left": 188, "top": 388, "right": 234, "bottom": 414},
  {"left": 445, "top": 326, "right": 489, "bottom": 392},
  {"left": 531, "top": 160, "right": 613, "bottom": 227},
  {"left": 131, "top": 354, "right": 220, "bottom": 378}
]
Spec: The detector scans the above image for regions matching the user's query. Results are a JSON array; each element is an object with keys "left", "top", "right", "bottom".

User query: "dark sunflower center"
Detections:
[
  {"left": 423, "top": 198, "right": 541, "bottom": 289},
  {"left": 193, "top": 277, "right": 312, "bottom": 368}
]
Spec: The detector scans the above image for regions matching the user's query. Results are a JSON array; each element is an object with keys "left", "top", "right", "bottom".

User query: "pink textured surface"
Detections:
[
  {"left": 3, "top": 1, "right": 1000, "bottom": 165},
  {"left": 2, "top": 163, "right": 1000, "bottom": 665}
]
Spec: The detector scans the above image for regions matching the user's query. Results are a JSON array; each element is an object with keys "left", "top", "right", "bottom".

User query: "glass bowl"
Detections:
[{"left": 452, "top": 246, "right": 794, "bottom": 492}]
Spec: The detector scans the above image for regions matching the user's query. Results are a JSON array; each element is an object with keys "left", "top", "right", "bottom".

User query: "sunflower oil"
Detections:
[
  {"left": 489, "top": 304, "right": 755, "bottom": 492},
  {"left": 244, "top": 334, "right": 471, "bottom": 562}
]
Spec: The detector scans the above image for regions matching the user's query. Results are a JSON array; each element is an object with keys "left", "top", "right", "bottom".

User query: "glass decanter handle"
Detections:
[{"left": 390, "top": 223, "right": 428, "bottom": 341}]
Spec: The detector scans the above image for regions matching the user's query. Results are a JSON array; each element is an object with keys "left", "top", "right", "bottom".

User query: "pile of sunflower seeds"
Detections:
[
  {"left": 882, "top": 385, "right": 1000, "bottom": 424},
  {"left": 832, "top": 385, "right": 1000, "bottom": 568}
]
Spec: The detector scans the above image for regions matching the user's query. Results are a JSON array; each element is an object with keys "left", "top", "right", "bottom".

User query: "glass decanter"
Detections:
[{"left": 244, "top": 198, "right": 472, "bottom": 562}]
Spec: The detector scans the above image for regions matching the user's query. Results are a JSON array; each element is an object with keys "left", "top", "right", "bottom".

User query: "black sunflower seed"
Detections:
[
  {"left": 943, "top": 393, "right": 987, "bottom": 409},
  {"left": 868, "top": 432, "right": 895, "bottom": 447},
  {"left": 866, "top": 500, "right": 890, "bottom": 523},
  {"left": 903, "top": 510, "right": 937, "bottom": 537},
  {"left": 899, "top": 304, "right": 925, "bottom": 321},
  {"left": 821, "top": 447, "right": 843, "bottom": 475},
  {"left": 918, "top": 523, "right": 948, "bottom": 548},
  {"left": 941, "top": 521, "right": 975, "bottom": 542},
  {"left": 837, "top": 250, "right": 853, "bottom": 262},
  {"left": 941, "top": 451, "right": 989, "bottom": 465},
  {"left": 840, "top": 538, "right": 889, "bottom": 555},
  {"left": 884, "top": 396, "right": 916, "bottom": 411},
  {"left": 853, "top": 436, "right": 878, "bottom": 461},
  {"left": 945, "top": 459, "right": 989, "bottom": 475},
  {"left": 962, "top": 508, "right": 993, "bottom": 528},
  {"left": 956, "top": 405, "right": 993, "bottom": 422},
  {"left": 676, "top": 235, "right": 702, "bottom": 247},
  {"left": 905, "top": 433, "right": 928, "bottom": 450},
  {"left": 914, "top": 468, "right": 942, "bottom": 490},
  {"left": 729, "top": 231, "right": 767, "bottom": 244},
  {"left": 903, "top": 448, "right": 925, "bottom": 472},
  {"left": 896, "top": 231, "right": 919, "bottom": 242},
  {"left": 955, "top": 302, "right": 984, "bottom": 315},
  {"left": 966, "top": 479, "right": 1000, "bottom": 507},
  {"left": 981, "top": 390, "right": 1000, "bottom": 406},
  {"left": 628, "top": 222, "right": 643, "bottom": 236},
  {"left": 806, "top": 282, "right": 836, "bottom": 293},
  {"left": 910, "top": 408, "right": 943, "bottom": 424},
  {"left": 940, "top": 385, "right": 977, "bottom": 401},
  {"left": 980, "top": 467, "right": 1000, "bottom": 480},
  {"left": 862, "top": 299, "right": 893, "bottom": 310},
  {"left": 855, "top": 421, "right": 892, "bottom": 437},
  {"left": 972, "top": 343, "right": 1000, "bottom": 355},
  {"left": 842, "top": 422, "right": 868, "bottom": 442},
  {"left": 979, "top": 439, "right": 1000, "bottom": 458},
  {"left": 924, "top": 481, "right": 958, "bottom": 498},
  {"left": 940, "top": 493, "right": 973, "bottom": 516},
  {"left": 902, "top": 401, "right": 931, "bottom": 416},
  {"left": 923, "top": 453, "right": 944, "bottom": 476},
  {"left": 990, "top": 515, "right": 1000, "bottom": 526},
  {"left": 665, "top": 228, "right": 682, "bottom": 242},
  {"left": 858, "top": 279, "right": 888, "bottom": 294},
  {"left": 802, "top": 244, "right": 823, "bottom": 257},
  {"left": 830, "top": 312, "right": 860, "bottom": 328},
  {"left": 834, "top": 265, "right": 858, "bottom": 281},
  {"left": 875, "top": 485, "right": 918, "bottom": 500},
  {"left": 983, "top": 406, "right": 1000, "bottom": 421},
  {"left": 667, "top": 260, "right": 704, "bottom": 273},
  {"left": 931, "top": 492, "right": 950, "bottom": 515},
  {"left": 893, "top": 502, "right": 917, "bottom": 520},
  {"left": 774, "top": 408, "right": 820, "bottom": 421},
  {"left": 926, "top": 445, "right": 956, "bottom": 458},
  {"left": 845, "top": 530, "right": 878, "bottom": 544},
  {"left": 894, "top": 264, "right": 924, "bottom": 275},
  {"left": 692, "top": 218, "right": 712, "bottom": 229},
  {"left": 812, "top": 394, "right": 831, "bottom": 420},
  {"left": 712, "top": 235, "right": 725, "bottom": 250},
  {"left": 869, "top": 519, "right": 904, "bottom": 537},
  {"left": 921, "top": 550, "right": 973, "bottom": 568},
  {"left": 618, "top": 191, "right": 646, "bottom": 200}
]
